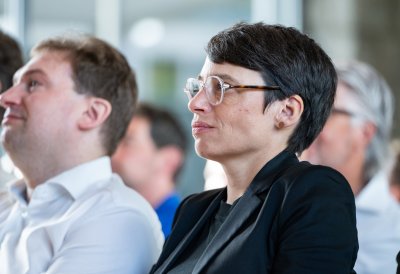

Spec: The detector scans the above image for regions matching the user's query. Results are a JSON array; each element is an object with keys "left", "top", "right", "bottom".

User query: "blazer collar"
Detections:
[
  {"left": 156, "top": 150, "right": 299, "bottom": 273},
  {"left": 156, "top": 190, "right": 226, "bottom": 273},
  {"left": 249, "top": 150, "right": 299, "bottom": 194},
  {"left": 193, "top": 150, "right": 299, "bottom": 273},
  {"left": 193, "top": 188, "right": 260, "bottom": 273}
]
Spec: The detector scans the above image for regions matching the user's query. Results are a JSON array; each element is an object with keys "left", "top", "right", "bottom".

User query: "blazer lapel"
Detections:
[
  {"left": 192, "top": 151, "right": 298, "bottom": 273},
  {"left": 155, "top": 190, "right": 226, "bottom": 273},
  {"left": 156, "top": 151, "right": 299, "bottom": 273},
  {"left": 193, "top": 190, "right": 262, "bottom": 273}
]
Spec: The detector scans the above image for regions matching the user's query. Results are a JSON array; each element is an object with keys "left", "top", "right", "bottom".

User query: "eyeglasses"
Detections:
[
  {"left": 184, "top": 75, "right": 281, "bottom": 106},
  {"left": 331, "top": 108, "right": 355, "bottom": 117}
]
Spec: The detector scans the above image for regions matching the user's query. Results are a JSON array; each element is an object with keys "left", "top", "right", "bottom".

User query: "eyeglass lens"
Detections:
[
  {"left": 206, "top": 76, "right": 223, "bottom": 105},
  {"left": 185, "top": 77, "right": 224, "bottom": 105}
]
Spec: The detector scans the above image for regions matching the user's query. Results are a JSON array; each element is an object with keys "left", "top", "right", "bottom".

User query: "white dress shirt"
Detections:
[
  {"left": 355, "top": 171, "right": 400, "bottom": 274},
  {"left": 0, "top": 157, "right": 164, "bottom": 274}
]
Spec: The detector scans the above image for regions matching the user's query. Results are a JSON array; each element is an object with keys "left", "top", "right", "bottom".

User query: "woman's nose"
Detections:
[{"left": 187, "top": 87, "right": 212, "bottom": 114}]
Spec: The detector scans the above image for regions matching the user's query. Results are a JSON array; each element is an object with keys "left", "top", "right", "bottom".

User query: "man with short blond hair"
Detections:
[{"left": 0, "top": 35, "right": 163, "bottom": 274}]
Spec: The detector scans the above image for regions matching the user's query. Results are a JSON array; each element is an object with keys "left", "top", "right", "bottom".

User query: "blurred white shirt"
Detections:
[
  {"left": 0, "top": 156, "right": 164, "bottom": 274},
  {"left": 355, "top": 170, "right": 400, "bottom": 274}
]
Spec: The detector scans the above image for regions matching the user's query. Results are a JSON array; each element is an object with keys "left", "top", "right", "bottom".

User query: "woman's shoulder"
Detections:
[
  {"left": 277, "top": 161, "right": 354, "bottom": 200},
  {"left": 292, "top": 162, "right": 348, "bottom": 186}
]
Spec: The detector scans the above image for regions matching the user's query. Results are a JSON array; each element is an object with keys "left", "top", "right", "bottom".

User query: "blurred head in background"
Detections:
[
  {"left": 0, "top": 30, "right": 24, "bottom": 121},
  {"left": 302, "top": 61, "right": 394, "bottom": 195},
  {"left": 112, "top": 102, "right": 187, "bottom": 237}
]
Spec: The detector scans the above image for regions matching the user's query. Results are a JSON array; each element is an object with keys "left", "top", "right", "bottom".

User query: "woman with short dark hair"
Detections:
[{"left": 150, "top": 22, "right": 358, "bottom": 274}]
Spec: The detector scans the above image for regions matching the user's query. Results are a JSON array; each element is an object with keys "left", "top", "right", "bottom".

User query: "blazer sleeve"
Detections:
[{"left": 271, "top": 165, "right": 358, "bottom": 274}]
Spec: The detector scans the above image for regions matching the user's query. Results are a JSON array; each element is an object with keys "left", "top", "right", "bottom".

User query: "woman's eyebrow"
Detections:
[{"left": 198, "top": 74, "right": 239, "bottom": 83}]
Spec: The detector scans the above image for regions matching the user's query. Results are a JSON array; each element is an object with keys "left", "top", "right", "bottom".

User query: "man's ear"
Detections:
[
  {"left": 360, "top": 121, "right": 376, "bottom": 147},
  {"left": 274, "top": 94, "right": 304, "bottom": 129},
  {"left": 158, "top": 146, "right": 184, "bottom": 175},
  {"left": 390, "top": 184, "right": 400, "bottom": 202},
  {"left": 78, "top": 97, "right": 112, "bottom": 130}
]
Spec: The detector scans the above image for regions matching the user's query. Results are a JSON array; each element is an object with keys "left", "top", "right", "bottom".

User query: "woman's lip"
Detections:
[
  {"left": 191, "top": 121, "right": 214, "bottom": 135},
  {"left": 192, "top": 121, "right": 212, "bottom": 128}
]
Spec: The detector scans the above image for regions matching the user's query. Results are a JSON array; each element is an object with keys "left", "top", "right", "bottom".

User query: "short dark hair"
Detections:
[
  {"left": 32, "top": 35, "right": 138, "bottom": 155},
  {"left": 0, "top": 30, "right": 24, "bottom": 119},
  {"left": 135, "top": 102, "right": 187, "bottom": 179},
  {"left": 206, "top": 22, "right": 337, "bottom": 154}
]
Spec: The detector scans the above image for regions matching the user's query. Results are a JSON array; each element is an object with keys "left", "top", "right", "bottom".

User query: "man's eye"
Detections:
[{"left": 28, "top": 80, "right": 39, "bottom": 91}]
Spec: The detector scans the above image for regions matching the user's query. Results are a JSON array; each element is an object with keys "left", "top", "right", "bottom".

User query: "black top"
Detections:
[
  {"left": 397, "top": 251, "right": 399, "bottom": 274},
  {"left": 151, "top": 150, "right": 358, "bottom": 274},
  {"left": 168, "top": 201, "right": 235, "bottom": 273}
]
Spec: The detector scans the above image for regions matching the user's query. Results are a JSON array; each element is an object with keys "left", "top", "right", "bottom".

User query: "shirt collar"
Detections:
[
  {"left": 356, "top": 170, "right": 396, "bottom": 213},
  {"left": 8, "top": 179, "right": 28, "bottom": 206},
  {"left": 46, "top": 156, "right": 112, "bottom": 200},
  {"left": 8, "top": 157, "right": 113, "bottom": 203}
]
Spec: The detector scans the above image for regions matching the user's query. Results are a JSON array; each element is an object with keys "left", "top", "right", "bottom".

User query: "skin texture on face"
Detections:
[
  {"left": 0, "top": 51, "right": 87, "bottom": 163},
  {"left": 189, "top": 58, "right": 304, "bottom": 204},
  {"left": 189, "top": 58, "right": 279, "bottom": 164},
  {"left": 111, "top": 117, "right": 159, "bottom": 190}
]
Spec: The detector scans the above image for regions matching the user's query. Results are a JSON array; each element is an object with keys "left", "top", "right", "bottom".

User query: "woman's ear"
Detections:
[
  {"left": 78, "top": 97, "right": 112, "bottom": 130},
  {"left": 274, "top": 94, "right": 304, "bottom": 129}
]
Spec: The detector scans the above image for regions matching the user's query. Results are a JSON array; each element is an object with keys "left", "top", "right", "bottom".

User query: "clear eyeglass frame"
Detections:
[{"left": 184, "top": 75, "right": 281, "bottom": 106}]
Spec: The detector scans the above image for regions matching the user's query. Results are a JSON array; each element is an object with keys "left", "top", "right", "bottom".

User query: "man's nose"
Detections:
[{"left": 0, "top": 86, "right": 23, "bottom": 109}]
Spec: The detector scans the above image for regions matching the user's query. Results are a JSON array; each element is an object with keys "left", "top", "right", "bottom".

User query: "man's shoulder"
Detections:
[
  {"left": 81, "top": 174, "right": 159, "bottom": 221},
  {"left": 60, "top": 175, "right": 163, "bottom": 246},
  {"left": 0, "top": 190, "right": 14, "bottom": 222}
]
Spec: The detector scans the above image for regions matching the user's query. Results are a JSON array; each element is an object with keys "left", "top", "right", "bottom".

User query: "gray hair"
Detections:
[{"left": 337, "top": 61, "right": 394, "bottom": 182}]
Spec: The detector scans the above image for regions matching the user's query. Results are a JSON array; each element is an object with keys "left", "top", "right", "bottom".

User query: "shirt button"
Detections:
[
  {"left": 20, "top": 208, "right": 28, "bottom": 218},
  {"left": 20, "top": 206, "right": 28, "bottom": 218}
]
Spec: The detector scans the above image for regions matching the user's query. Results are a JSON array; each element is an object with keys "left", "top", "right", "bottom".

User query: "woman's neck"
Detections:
[{"left": 222, "top": 145, "right": 285, "bottom": 204}]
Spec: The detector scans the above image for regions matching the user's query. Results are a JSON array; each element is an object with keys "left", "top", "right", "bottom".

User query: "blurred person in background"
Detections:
[
  {"left": 0, "top": 30, "right": 24, "bottom": 187},
  {"left": 150, "top": 22, "right": 358, "bottom": 274},
  {"left": 112, "top": 102, "right": 187, "bottom": 237},
  {"left": 0, "top": 34, "right": 163, "bottom": 274},
  {"left": 203, "top": 159, "right": 227, "bottom": 191},
  {"left": 390, "top": 140, "right": 400, "bottom": 202},
  {"left": 302, "top": 60, "right": 400, "bottom": 274}
]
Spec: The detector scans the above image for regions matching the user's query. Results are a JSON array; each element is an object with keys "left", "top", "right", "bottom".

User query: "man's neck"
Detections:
[
  {"left": 340, "top": 163, "right": 366, "bottom": 196},
  {"left": 21, "top": 152, "right": 105, "bottom": 194}
]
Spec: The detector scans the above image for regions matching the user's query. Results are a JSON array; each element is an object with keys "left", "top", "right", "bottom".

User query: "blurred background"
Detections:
[{"left": 1, "top": 0, "right": 399, "bottom": 197}]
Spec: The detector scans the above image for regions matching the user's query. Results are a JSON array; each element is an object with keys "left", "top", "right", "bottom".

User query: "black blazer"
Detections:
[{"left": 151, "top": 151, "right": 358, "bottom": 274}]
